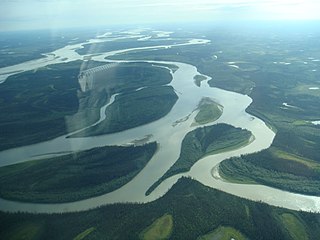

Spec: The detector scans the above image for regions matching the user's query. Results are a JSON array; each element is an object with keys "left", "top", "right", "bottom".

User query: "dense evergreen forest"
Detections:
[
  {"left": 0, "top": 143, "right": 157, "bottom": 203},
  {"left": 1, "top": 27, "right": 320, "bottom": 239},
  {"left": 0, "top": 29, "right": 95, "bottom": 68},
  {"left": 146, "top": 124, "right": 251, "bottom": 195},
  {"left": 71, "top": 85, "right": 178, "bottom": 137},
  {"left": 220, "top": 147, "right": 320, "bottom": 195},
  {"left": 0, "top": 61, "right": 174, "bottom": 150},
  {"left": 0, "top": 60, "right": 108, "bottom": 150},
  {"left": 1, "top": 178, "right": 320, "bottom": 240},
  {"left": 110, "top": 26, "right": 320, "bottom": 191}
]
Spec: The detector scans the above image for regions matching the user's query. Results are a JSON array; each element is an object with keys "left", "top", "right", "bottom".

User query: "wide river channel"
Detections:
[{"left": 1, "top": 30, "right": 320, "bottom": 213}]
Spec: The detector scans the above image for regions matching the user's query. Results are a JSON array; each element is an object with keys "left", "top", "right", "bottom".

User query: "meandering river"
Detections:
[{"left": 1, "top": 30, "right": 320, "bottom": 213}]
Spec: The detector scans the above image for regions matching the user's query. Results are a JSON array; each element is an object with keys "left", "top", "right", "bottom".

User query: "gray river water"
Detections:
[{"left": 1, "top": 30, "right": 320, "bottom": 213}]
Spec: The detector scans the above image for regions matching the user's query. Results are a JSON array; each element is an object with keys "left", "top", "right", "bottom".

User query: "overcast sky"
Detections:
[{"left": 1, "top": 0, "right": 320, "bottom": 31}]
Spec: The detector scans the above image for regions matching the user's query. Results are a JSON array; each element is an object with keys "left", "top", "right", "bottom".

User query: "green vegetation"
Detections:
[
  {"left": 109, "top": 43, "right": 255, "bottom": 95},
  {"left": 1, "top": 178, "right": 320, "bottom": 239},
  {"left": 73, "top": 227, "right": 96, "bottom": 240},
  {"left": 72, "top": 86, "right": 177, "bottom": 137},
  {"left": 0, "top": 60, "right": 108, "bottom": 151},
  {"left": 76, "top": 39, "right": 185, "bottom": 55},
  {"left": 197, "top": 226, "right": 247, "bottom": 240},
  {"left": 0, "top": 221, "right": 44, "bottom": 240},
  {"left": 89, "top": 62, "right": 173, "bottom": 94},
  {"left": 111, "top": 27, "right": 320, "bottom": 193},
  {"left": 194, "top": 74, "right": 207, "bottom": 87},
  {"left": 146, "top": 124, "right": 252, "bottom": 195},
  {"left": 279, "top": 213, "right": 308, "bottom": 240},
  {"left": 219, "top": 147, "right": 320, "bottom": 195},
  {"left": 194, "top": 98, "right": 223, "bottom": 125},
  {"left": 67, "top": 62, "right": 176, "bottom": 137},
  {"left": 160, "top": 63, "right": 179, "bottom": 73},
  {"left": 0, "top": 29, "right": 93, "bottom": 68},
  {"left": 0, "top": 61, "right": 173, "bottom": 150},
  {"left": 66, "top": 62, "right": 174, "bottom": 135},
  {"left": 2, "top": 26, "right": 320, "bottom": 239},
  {"left": 140, "top": 214, "right": 173, "bottom": 240},
  {"left": 208, "top": 72, "right": 254, "bottom": 96},
  {"left": 0, "top": 143, "right": 157, "bottom": 203},
  {"left": 0, "top": 61, "right": 81, "bottom": 150},
  {"left": 69, "top": 62, "right": 175, "bottom": 137}
]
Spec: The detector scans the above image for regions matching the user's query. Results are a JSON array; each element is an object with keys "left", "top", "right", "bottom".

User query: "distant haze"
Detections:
[{"left": 1, "top": 0, "right": 320, "bottom": 31}]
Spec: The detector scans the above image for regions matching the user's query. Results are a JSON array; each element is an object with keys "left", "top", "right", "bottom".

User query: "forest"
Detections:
[
  {"left": 0, "top": 61, "right": 174, "bottom": 150},
  {"left": 0, "top": 29, "right": 95, "bottom": 68},
  {"left": 0, "top": 61, "right": 87, "bottom": 151},
  {"left": 1, "top": 26, "right": 320, "bottom": 239},
  {"left": 0, "top": 143, "right": 157, "bottom": 203},
  {"left": 146, "top": 123, "right": 251, "bottom": 195},
  {"left": 110, "top": 27, "right": 320, "bottom": 191},
  {"left": 219, "top": 147, "right": 320, "bottom": 195},
  {"left": 71, "top": 85, "right": 178, "bottom": 137},
  {"left": 76, "top": 38, "right": 185, "bottom": 55},
  {"left": 1, "top": 178, "right": 320, "bottom": 239}
]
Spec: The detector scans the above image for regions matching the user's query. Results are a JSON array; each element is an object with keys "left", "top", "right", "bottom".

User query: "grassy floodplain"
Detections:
[
  {"left": 194, "top": 97, "right": 223, "bottom": 125},
  {"left": 139, "top": 214, "right": 173, "bottom": 240},
  {"left": 197, "top": 226, "right": 247, "bottom": 240},
  {"left": 279, "top": 213, "right": 309, "bottom": 240},
  {"left": 0, "top": 143, "right": 157, "bottom": 203},
  {"left": 73, "top": 227, "right": 96, "bottom": 240},
  {"left": 146, "top": 124, "right": 252, "bottom": 195}
]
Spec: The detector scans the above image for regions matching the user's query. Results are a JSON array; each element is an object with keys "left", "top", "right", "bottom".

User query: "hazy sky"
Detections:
[{"left": 1, "top": 0, "right": 320, "bottom": 31}]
